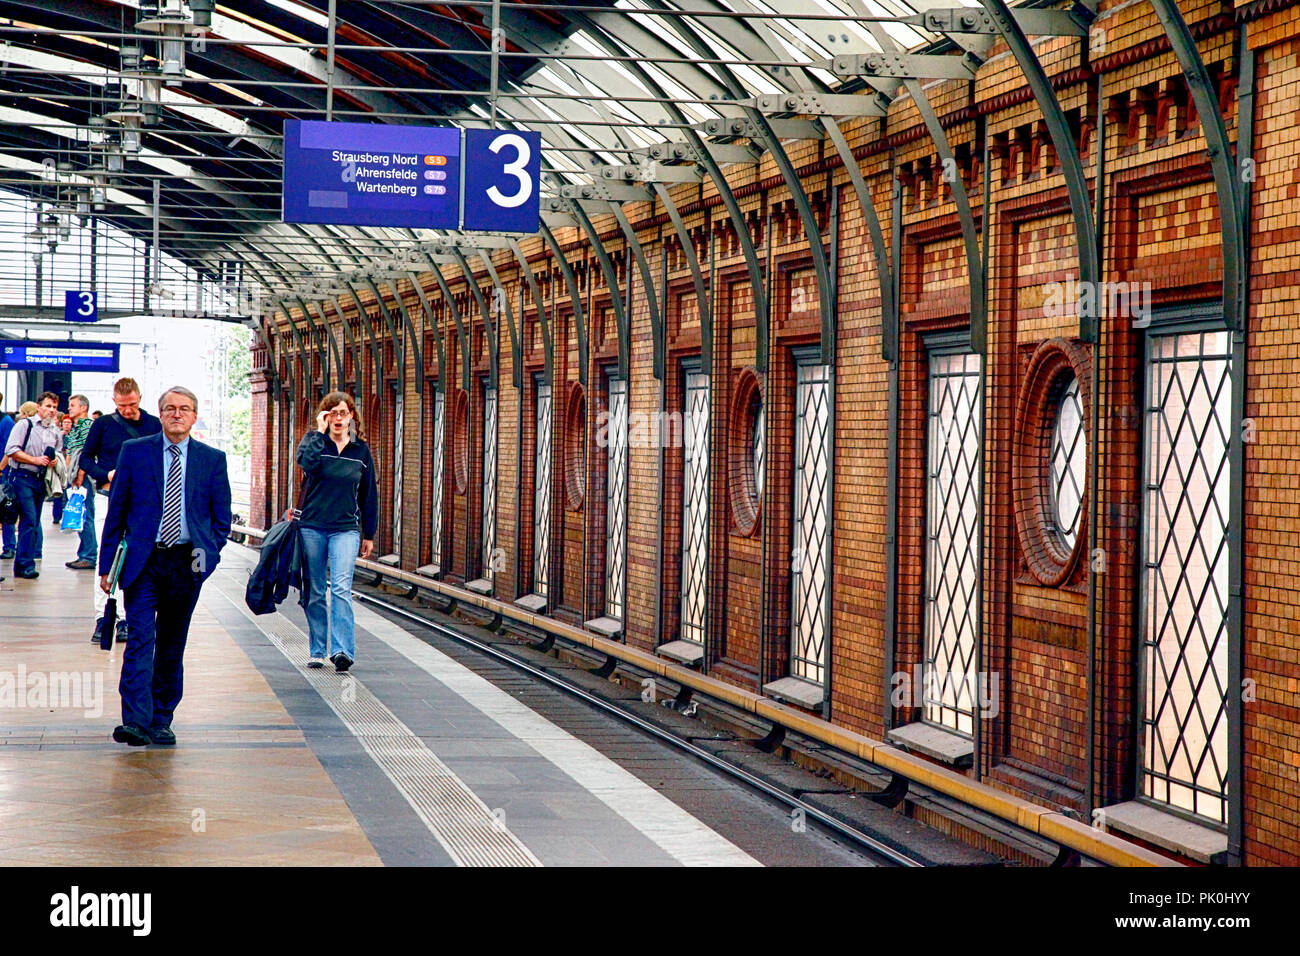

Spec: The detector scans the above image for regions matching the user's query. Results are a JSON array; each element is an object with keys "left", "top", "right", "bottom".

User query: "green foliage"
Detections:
[{"left": 230, "top": 402, "right": 251, "bottom": 458}]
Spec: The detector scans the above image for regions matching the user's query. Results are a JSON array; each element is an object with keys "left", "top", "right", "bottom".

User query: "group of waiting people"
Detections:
[{"left": 0, "top": 377, "right": 379, "bottom": 744}]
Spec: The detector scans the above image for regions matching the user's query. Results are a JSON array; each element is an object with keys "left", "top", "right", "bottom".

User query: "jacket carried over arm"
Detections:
[{"left": 295, "top": 430, "right": 379, "bottom": 539}]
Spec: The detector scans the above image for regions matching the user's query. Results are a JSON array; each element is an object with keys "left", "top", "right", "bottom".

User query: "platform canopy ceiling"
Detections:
[{"left": 0, "top": 0, "right": 1029, "bottom": 306}]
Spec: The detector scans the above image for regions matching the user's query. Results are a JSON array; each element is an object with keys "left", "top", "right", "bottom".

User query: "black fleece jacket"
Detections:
[{"left": 295, "top": 430, "right": 379, "bottom": 539}]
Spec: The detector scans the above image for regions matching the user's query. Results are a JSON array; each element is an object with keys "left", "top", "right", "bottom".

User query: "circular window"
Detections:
[
  {"left": 729, "top": 368, "right": 764, "bottom": 536},
  {"left": 1013, "top": 339, "right": 1091, "bottom": 586},
  {"left": 564, "top": 381, "right": 586, "bottom": 511},
  {"left": 452, "top": 389, "right": 469, "bottom": 495}
]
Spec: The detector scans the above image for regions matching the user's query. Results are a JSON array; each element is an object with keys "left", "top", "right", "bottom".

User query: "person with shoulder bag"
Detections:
[
  {"left": 295, "top": 391, "right": 378, "bottom": 672},
  {"left": 3, "top": 393, "right": 63, "bottom": 579}
]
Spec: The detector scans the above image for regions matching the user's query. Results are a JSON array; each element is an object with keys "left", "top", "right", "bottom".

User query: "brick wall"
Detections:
[{"left": 249, "top": 0, "right": 1300, "bottom": 864}]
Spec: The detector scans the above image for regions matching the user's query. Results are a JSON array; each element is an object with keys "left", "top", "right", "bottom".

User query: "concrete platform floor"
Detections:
[{"left": 0, "top": 508, "right": 874, "bottom": 867}]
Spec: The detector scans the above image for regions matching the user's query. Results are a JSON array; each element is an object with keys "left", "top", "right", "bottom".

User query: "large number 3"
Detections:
[
  {"left": 486, "top": 133, "right": 532, "bottom": 209},
  {"left": 77, "top": 291, "right": 94, "bottom": 317}
]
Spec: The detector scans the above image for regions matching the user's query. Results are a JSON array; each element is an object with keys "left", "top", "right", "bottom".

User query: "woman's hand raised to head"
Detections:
[{"left": 316, "top": 409, "right": 330, "bottom": 433}]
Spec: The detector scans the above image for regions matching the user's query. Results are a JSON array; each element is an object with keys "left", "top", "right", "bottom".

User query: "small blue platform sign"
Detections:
[
  {"left": 462, "top": 129, "right": 541, "bottom": 234},
  {"left": 64, "top": 290, "right": 97, "bottom": 323},
  {"left": 282, "top": 121, "right": 540, "bottom": 234}
]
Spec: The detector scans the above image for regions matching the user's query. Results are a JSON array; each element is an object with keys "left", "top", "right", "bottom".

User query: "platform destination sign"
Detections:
[
  {"left": 282, "top": 120, "right": 541, "bottom": 233},
  {"left": 64, "top": 290, "right": 98, "bottom": 323},
  {"left": 0, "top": 340, "right": 119, "bottom": 373}
]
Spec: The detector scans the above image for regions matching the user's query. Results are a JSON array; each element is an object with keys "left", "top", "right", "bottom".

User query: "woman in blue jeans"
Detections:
[{"left": 295, "top": 391, "right": 378, "bottom": 671}]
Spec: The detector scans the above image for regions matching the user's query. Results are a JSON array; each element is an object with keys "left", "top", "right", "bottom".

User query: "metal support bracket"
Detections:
[
  {"left": 632, "top": 140, "right": 760, "bottom": 166},
  {"left": 559, "top": 182, "right": 653, "bottom": 204},
  {"left": 589, "top": 655, "right": 619, "bottom": 679},
  {"left": 755, "top": 724, "right": 786, "bottom": 753},
  {"left": 906, "top": 5, "right": 1094, "bottom": 36},
  {"left": 599, "top": 162, "right": 703, "bottom": 184},
  {"left": 695, "top": 116, "right": 822, "bottom": 141},
  {"left": 831, "top": 52, "right": 979, "bottom": 80},
  {"left": 741, "top": 92, "right": 888, "bottom": 117}
]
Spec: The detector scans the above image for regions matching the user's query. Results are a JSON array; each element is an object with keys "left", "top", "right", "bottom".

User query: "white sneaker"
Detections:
[{"left": 307, "top": 657, "right": 325, "bottom": 669}]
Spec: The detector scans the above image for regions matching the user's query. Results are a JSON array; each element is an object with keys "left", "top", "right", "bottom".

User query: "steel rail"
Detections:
[{"left": 347, "top": 584, "right": 924, "bottom": 867}]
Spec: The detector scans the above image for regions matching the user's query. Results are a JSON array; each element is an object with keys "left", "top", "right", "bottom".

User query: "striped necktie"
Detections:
[{"left": 159, "top": 444, "right": 183, "bottom": 546}]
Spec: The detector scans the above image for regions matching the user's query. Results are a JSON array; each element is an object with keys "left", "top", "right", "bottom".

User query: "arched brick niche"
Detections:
[
  {"left": 1013, "top": 338, "right": 1092, "bottom": 587},
  {"left": 728, "top": 367, "right": 764, "bottom": 537}
]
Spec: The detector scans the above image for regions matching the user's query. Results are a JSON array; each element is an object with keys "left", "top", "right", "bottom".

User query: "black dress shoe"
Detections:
[
  {"left": 116, "top": 621, "right": 128, "bottom": 643},
  {"left": 331, "top": 652, "right": 354, "bottom": 672},
  {"left": 148, "top": 726, "right": 176, "bottom": 746},
  {"left": 0, "top": 549, "right": 14, "bottom": 560},
  {"left": 112, "top": 724, "right": 151, "bottom": 746},
  {"left": 13, "top": 570, "right": 38, "bottom": 580}
]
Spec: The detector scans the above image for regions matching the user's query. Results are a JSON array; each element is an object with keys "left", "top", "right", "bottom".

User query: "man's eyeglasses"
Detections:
[{"left": 161, "top": 405, "right": 196, "bottom": 417}]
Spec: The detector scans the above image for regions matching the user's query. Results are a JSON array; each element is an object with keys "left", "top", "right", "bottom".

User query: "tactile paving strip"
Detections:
[{"left": 214, "top": 577, "right": 540, "bottom": 867}]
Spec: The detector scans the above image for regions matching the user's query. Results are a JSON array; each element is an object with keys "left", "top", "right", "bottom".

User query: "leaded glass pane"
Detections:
[
  {"left": 430, "top": 392, "right": 444, "bottom": 571},
  {"left": 1050, "top": 377, "right": 1085, "bottom": 550},
  {"left": 791, "top": 363, "right": 831, "bottom": 685},
  {"left": 605, "top": 377, "right": 628, "bottom": 620},
  {"left": 681, "top": 371, "right": 710, "bottom": 645},
  {"left": 923, "top": 350, "right": 982, "bottom": 736},
  {"left": 1140, "top": 329, "right": 1232, "bottom": 825},
  {"left": 481, "top": 386, "right": 498, "bottom": 579},
  {"left": 534, "top": 382, "right": 552, "bottom": 598}
]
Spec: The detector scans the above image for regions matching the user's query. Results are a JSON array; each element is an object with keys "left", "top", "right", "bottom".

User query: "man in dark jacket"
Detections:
[
  {"left": 80, "top": 377, "right": 161, "bottom": 644},
  {"left": 0, "top": 397, "right": 14, "bottom": 559}
]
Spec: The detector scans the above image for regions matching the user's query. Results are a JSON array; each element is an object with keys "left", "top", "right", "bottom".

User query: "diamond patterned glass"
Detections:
[
  {"left": 791, "top": 362, "right": 831, "bottom": 686},
  {"left": 605, "top": 378, "right": 629, "bottom": 620},
  {"left": 481, "top": 386, "right": 498, "bottom": 578},
  {"left": 923, "top": 350, "right": 982, "bottom": 736},
  {"left": 430, "top": 392, "right": 444, "bottom": 571},
  {"left": 534, "top": 382, "right": 552, "bottom": 598},
  {"left": 753, "top": 397, "right": 765, "bottom": 499},
  {"left": 1050, "top": 377, "right": 1085, "bottom": 550},
  {"left": 681, "top": 371, "right": 710, "bottom": 646},
  {"left": 393, "top": 393, "right": 404, "bottom": 554},
  {"left": 1139, "top": 329, "right": 1232, "bottom": 825}
]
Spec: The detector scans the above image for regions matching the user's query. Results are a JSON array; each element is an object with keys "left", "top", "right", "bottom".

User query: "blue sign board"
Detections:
[
  {"left": 282, "top": 121, "right": 541, "bottom": 233},
  {"left": 64, "top": 290, "right": 98, "bottom": 323},
  {"left": 462, "top": 129, "right": 542, "bottom": 233},
  {"left": 282, "top": 120, "right": 462, "bottom": 229},
  {"left": 0, "top": 340, "right": 119, "bottom": 373}
]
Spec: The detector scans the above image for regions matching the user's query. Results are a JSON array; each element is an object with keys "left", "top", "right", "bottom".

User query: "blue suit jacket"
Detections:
[{"left": 98, "top": 433, "right": 232, "bottom": 591}]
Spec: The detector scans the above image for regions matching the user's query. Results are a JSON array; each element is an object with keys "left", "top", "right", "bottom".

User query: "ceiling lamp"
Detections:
[{"left": 137, "top": 0, "right": 201, "bottom": 88}]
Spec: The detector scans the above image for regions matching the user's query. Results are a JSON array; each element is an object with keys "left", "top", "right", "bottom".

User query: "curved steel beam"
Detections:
[
  {"left": 653, "top": 183, "right": 711, "bottom": 369},
  {"left": 378, "top": 278, "right": 426, "bottom": 396},
  {"left": 976, "top": 0, "right": 1099, "bottom": 340},
  {"left": 326, "top": 296, "right": 363, "bottom": 392},
  {"left": 343, "top": 286, "right": 384, "bottom": 397},
  {"left": 609, "top": 199, "right": 665, "bottom": 380},
  {"left": 407, "top": 271, "right": 448, "bottom": 393},
  {"left": 509, "top": 238, "right": 554, "bottom": 387},
  {"left": 540, "top": 221, "right": 589, "bottom": 388},
  {"left": 450, "top": 249, "right": 499, "bottom": 389},
  {"left": 297, "top": 296, "right": 344, "bottom": 391},
  {"left": 426, "top": 255, "right": 473, "bottom": 391},
  {"left": 361, "top": 278, "right": 405, "bottom": 392},
  {"left": 1147, "top": 0, "right": 1244, "bottom": 330},
  {"left": 475, "top": 250, "right": 523, "bottom": 389},
  {"left": 568, "top": 198, "right": 629, "bottom": 381}
]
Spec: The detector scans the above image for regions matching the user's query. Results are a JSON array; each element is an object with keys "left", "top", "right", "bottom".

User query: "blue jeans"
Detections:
[
  {"left": 77, "top": 486, "right": 98, "bottom": 563},
  {"left": 12, "top": 471, "right": 44, "bottom": 575},
  {"left": 1, "top": 520, "right": 13, "bottom": 553},
  {"left": 299, "top": 527, "right": 360, "bottom": 660},
  {"left": 51, "top": 494, "right": 64, "bottom": 523}
]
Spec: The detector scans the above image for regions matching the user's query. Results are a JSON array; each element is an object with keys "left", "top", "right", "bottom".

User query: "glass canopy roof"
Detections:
[{"left": 0, "top": 0, "right": 995, "bottom": 309}]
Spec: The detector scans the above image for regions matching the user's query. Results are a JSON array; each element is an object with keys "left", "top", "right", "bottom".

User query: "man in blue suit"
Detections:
[{"left": 99, "top": 385, "right": 231, "bottom": 746}]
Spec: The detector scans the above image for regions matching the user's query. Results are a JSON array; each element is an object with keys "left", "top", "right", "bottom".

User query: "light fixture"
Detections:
[
  {"left": 137, "top": 0, "right": 193, "bottom": 89},
  {"left": 190, "top": 0, "right": 216, "bottom": 28}
]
